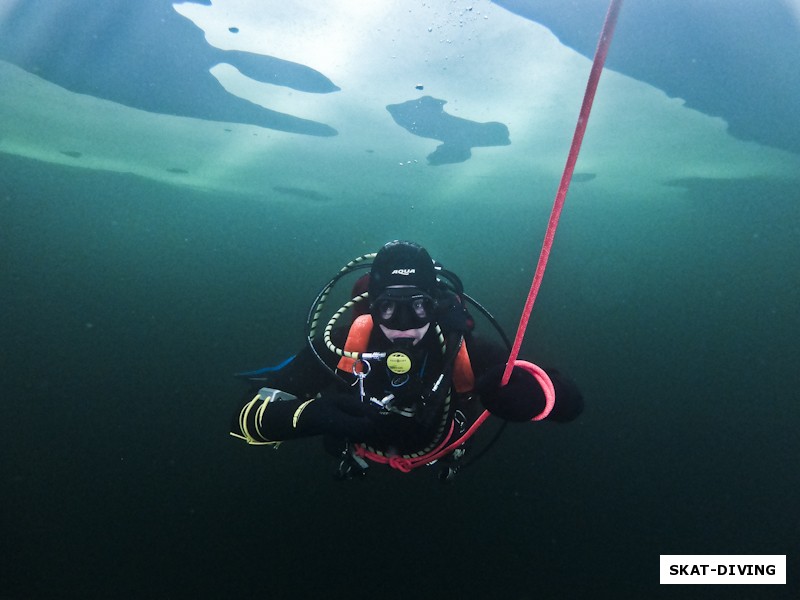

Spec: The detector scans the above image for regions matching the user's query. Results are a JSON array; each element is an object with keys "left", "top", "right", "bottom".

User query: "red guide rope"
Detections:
[
  {"left": 501, "top": 0, "right": 624, "bottom": 387},
  {"left": 357, "top": 0, "right": 625, "bottom": 472}
]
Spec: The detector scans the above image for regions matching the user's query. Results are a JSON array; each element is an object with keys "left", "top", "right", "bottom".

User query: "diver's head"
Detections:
[{"left": 369, "top": 241, "right": 438, "bottom": 344}]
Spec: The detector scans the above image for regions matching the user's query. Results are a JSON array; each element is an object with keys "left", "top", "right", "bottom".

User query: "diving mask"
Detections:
[{"left": 372, "top": 288, "right": 436, "bottom": 331}]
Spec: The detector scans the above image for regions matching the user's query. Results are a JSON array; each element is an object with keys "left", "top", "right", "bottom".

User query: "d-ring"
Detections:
[{"left": 353, "top": 358, "right": 371, "bottom": 377}]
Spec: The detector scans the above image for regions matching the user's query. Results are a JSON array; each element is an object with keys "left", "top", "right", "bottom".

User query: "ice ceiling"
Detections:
[{"left": 1, "top": 0, "right": 798, "bottom": 202}]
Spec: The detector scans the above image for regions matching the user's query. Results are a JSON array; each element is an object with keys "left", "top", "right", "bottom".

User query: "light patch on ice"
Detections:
[{"left": 1, "top": 0, "right": 798, "bottom": 203}]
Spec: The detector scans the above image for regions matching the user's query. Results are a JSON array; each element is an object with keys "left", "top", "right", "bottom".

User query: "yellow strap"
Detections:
[{"left": 292, "top": 399, "right": 314, "bottom": 429}]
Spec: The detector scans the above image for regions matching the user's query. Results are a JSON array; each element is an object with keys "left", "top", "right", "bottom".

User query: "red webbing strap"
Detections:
[{"left": 501, "top": 0, "right": 623, "bottom": 387}]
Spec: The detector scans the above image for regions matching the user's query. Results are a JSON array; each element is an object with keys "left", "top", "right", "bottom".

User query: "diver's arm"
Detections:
[
  {"left": 243, "top": 338, "right": 340, "bottom": 399},
  {"left": 230, "top": 387, "right": 380, "bottom": 445}
]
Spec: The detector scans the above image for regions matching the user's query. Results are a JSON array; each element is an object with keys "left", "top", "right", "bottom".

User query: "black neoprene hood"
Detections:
[{"left": 368, "top": 240, "right": 437, "bottom": 298}]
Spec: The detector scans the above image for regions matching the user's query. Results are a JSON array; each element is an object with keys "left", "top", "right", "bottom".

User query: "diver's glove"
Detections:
[
  {"left": 305, "top": 393, "right": 382, "bottom": 440},
  {"left": 476, "top": 365, "right": 584, "bottom": 422},
  {"left": 541, "top": 369, "right": 584, "bottom": 423},
  {"left": 476, "top": 364, "right": 547, "bottom": 422}
]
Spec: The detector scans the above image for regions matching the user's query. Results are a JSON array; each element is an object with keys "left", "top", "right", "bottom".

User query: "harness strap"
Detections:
[
  {"left": 336, "top": 314, "right": 475, "bottom": 392},
  {"left": 354, "top": 420, "right": 456, "bottom": 471},
  {"left": 335, "top": 320, "right": 554, "bottom": 471},
  {"left": 377, "top": 360, "right": 555, "bottom": 471},
  {"left": 452, "top": 341, "right": 474, "bottom": 393}
]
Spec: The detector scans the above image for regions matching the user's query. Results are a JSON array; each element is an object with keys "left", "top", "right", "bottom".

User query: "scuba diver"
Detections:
[{"left": 230, "top": 240, "right": 583, "bottom": 480}]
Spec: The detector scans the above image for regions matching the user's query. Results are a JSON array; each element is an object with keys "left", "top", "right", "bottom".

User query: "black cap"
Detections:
[{"left": 368, "top": 240, "right": 437, "bottom": 298}]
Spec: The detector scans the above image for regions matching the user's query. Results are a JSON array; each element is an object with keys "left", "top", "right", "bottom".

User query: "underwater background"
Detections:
[{"left": 1, "top": 1, "right": 799, "bottom": 599}]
